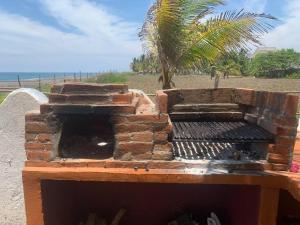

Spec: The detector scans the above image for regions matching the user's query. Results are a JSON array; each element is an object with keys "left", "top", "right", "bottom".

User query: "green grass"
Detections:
[
  {"left": 287, "top": 72, "right": 300, "bottom": 79},
  {"left": 87, "top": 72, "right": 133, "bottom": 84},
  {"left": 40, "top": 83, "right": 52, "bottom": 93},
  {"left": 0, "top": 94, "right": 7, "bottom": 104}
]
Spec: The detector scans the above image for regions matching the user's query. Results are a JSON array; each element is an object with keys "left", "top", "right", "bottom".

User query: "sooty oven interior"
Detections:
[{"left": 58, "top": 114, "right": 115, "bottom": 159}]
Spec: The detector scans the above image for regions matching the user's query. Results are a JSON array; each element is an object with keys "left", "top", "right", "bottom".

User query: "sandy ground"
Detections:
[{"left": 127, "top": 75, "right": 300, "bottom": 94}]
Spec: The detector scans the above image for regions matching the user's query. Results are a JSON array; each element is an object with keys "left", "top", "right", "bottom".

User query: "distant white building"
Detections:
[{"left": 251, "top": 47, "right": 277, "bottom": 58}]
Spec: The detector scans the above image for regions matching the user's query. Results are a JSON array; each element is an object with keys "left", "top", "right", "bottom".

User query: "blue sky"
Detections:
[{"left": 0, "top": 0, "right": 299, "bottom": 72}]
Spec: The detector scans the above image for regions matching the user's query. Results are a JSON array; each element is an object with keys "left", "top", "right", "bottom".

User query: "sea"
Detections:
[{"left": 0, "top": 72, "right": 96, "bottom": 81}]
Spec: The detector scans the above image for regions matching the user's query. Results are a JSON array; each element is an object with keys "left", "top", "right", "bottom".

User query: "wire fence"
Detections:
[{"left": 0, "top": 73, "right": 98, "bottom": 93}]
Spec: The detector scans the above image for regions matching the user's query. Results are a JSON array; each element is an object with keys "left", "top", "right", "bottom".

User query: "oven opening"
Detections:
[{"left": 58, "top": 115, "right": 115, "bottom": 159}]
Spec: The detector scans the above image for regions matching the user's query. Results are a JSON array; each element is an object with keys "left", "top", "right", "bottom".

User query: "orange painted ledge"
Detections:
[{"left": 22, "top": 165, "right": 300, "bottom": 202}]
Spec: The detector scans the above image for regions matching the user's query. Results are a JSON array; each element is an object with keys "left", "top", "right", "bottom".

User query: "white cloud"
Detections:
[
  {"left": 0, "top": 0, "right": 142, "bottom": 72},
  {"left": 243, "top": 0, "right": 268, "bottom": 13},
  {"left": 262, "top": 0, "right": 300, "bottom": 51}
]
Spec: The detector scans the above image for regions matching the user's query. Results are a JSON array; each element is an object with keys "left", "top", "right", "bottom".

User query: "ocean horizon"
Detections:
[{"left": 0, "top": 72, "right": 97, "bottom": 81}]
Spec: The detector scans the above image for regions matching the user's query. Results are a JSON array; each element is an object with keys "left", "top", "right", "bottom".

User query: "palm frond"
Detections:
[
  {"left": 177, "top": 10, "right": 276, "bottom": 67},
  {"left": 139, "top": 0, "right": 275, "bottom": 89}
]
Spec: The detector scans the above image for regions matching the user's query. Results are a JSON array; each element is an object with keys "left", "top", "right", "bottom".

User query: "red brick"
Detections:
[
  {"left": 112, "top": 93, "right": 133, "bottom": 104},
  {"left": 275, "top": 136, "right": 296, "bottom": 147},
  {"left": 153, "top": 143, "right": 172, "bottom": 152},
  {"left": 255, "top": 91, "right": 269, "bottom": 108},
  {"left": 274, "top": 116, "right": 298, "bottom": 127},
  {"left": 48, "top": 94, "right": 67, "bottom": 103},
  {"left": 153, "top": 122, "right": 170, "bottom": 132},
  {"left": 269, "top": 92, "right": 285, "bottom": 112},
  {"left": 111, "top": 116, "right": 127, "bottom": 124},
  {"left": 117, "top": 142, "right": 153, "bottom": 155},
  {"left": 154, "top": 131, "right": 168, "bottom": 144},
  {"left": 276, "top": 127, "right": 297, "bottom": 136},
  {"left": 268, "top": 144, "right": 290, "bottom": 155},
  {"left": 234, "top": 88, "right": 255, "bottom": 106},
  {"left": 131, "top": 132, "right": 153, "bottom": 142},
  {"left": 156, "top": 90, "right": 168, "bottom": 113},
  {"left": 115, "top": 133, "right": 131, "bottom": 142},
  {"left": 25, "top": 142, "right": 43, "bottom": 151},
  {"left": 127, "top": 114, "right": 168, "bottom": 123},
  {"left": 25, "top": 142, "right": 53, "bottom": 151},
  {"left": 26, "top": 150, "right": 53, "bottom": 161},
  {"left": 267, "top": 153, "right": 289, "bottom": 164},
  {"left": 37, "top": 134, "right": 52, "bottom": 143},
  {"left": 271, "top": 164, "right": 289, "bottom": 171},
  {"left": 132, "top": 152, "right": 153, "bottom": 160},
  {"left": 25, "top": 133, "right": 37, "bottom": 142},
  {"left": 152, "top": 151, "right": 173, "bottom": 160},
  {"left": 25, "top": 122, "right": 51, "bottom": 133},
  {"left": 114, "top": 124, "right": 152, "bottom": 133},
  {"left": 25, "top": 111, "right": 44, "bottom": 122},
  {"left": 115, "top": 152, "right": 153, "bottom": 161},
  {"left": 40, "top": 104, "right": 53, "bottom": 114},
  {"left": 58, "top": 83, "right": 128, "bottom": 94},
  {"left": 283, "top": 94, "right": 299, "bottom": 116}
]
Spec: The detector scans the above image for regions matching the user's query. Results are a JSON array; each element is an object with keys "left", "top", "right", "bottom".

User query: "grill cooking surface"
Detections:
[
  {"left": 173, "top": 121, "right": 273, "bottom": 142},
  {"left": 173, "top": 141, "right": 262, "bottom": 160},
  {"left": 172, "top": 121, "right": 273, "bottom": 160}
]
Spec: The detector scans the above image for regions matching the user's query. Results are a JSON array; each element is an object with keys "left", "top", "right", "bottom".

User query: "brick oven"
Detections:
[
  {"left": 25, "top": 83, "right": 172, "bottom": 162},
  {"left": 23, "top": 84, "right": 300, "bottom": 225}
]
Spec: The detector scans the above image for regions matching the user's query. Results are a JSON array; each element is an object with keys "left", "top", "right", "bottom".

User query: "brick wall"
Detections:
[
  {"left": 25, "top": 83, "right": 173, "bottom": 162},
  {"left": 157, "top": 88, "right": 299, "bottom": 171},
  {"left": 113, "top": 114, "right": 172, "bottom": 161},
  {"left": 25, "top": 111, "right": 60, "bottom": 161},
  {"left": 234, "top": 89, "right": 299, "bottom": 170},
  {"left": 156, "top": 88, "right": 235, "bottom": 112}
]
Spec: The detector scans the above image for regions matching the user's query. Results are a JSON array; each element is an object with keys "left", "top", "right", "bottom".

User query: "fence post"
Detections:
[
  {"left": 38, "top": 75, "right": 41, "bottom": 91},
  {"left": 64, "top": 74, "right": 66, "bottom": 83},
  {"left": 80, "top": 71, "right": 82, "bottom": 82},
  {"left": 73, "top": 73, "right": 76, "bottom": 82},
  {"left": 53, "top": 74, "right": 56, "bottom": 84},
  {"left": 17, "top": 75, "right": 21, "bottom": 87}
]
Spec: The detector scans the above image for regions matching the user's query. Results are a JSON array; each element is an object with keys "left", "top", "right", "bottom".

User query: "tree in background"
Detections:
[
  {"left": 140, "top": 0, "right": 275, "bottom": 89},
  {"left": 250, "top": 49, "right": 300, "bottom": 78},
  {"left": 130, "top": 54, "right": 159, "bottom": 74},
  {"left": 216, "top": 49, "right": 250, "bottom": 77}
]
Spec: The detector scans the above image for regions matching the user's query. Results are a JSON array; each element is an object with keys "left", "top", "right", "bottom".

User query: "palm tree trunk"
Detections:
[{"left": 162, "top": 65, "right": 171, "bottom": 89}]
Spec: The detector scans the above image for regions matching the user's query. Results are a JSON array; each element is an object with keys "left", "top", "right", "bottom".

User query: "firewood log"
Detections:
[
  {"left": 86, "top": 213, "right": 97, "bottom": 225},
  {"left": 110, "top": 209, "right": 126, "bottom": 225}
]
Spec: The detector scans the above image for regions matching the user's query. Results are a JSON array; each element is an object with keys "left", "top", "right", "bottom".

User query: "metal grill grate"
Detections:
[
  {"left": 172, "top": 141, "right": 264, "bottom": 160},
  {"left": 172, "top": 121, "right": 273, "bottom": 160},
  {"left": 173, "top": 121, "right": 273, "bottom": 142}
]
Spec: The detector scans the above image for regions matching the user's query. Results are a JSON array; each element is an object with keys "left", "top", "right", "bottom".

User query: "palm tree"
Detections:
[{"left": 140, "top": 0, "right": 275, "bottom": 89}]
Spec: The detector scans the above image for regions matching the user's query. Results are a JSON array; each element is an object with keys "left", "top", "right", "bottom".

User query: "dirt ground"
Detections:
[{"left": 127, "top": 75, "right": 300, "bottom": 94}]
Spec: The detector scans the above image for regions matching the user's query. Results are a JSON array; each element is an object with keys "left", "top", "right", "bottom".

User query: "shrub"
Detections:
[
  {"left": 88, "top": 72, "right": 133, "bottom": 84},
  {"left": 286, "top": 72, "right": 300, "bottom": 79},
  {"left": 0, "top": 94, "right": 7, "bottom": 104},
  {"left": 250, "top": 49, "right": 300, "bottom": 78}
]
